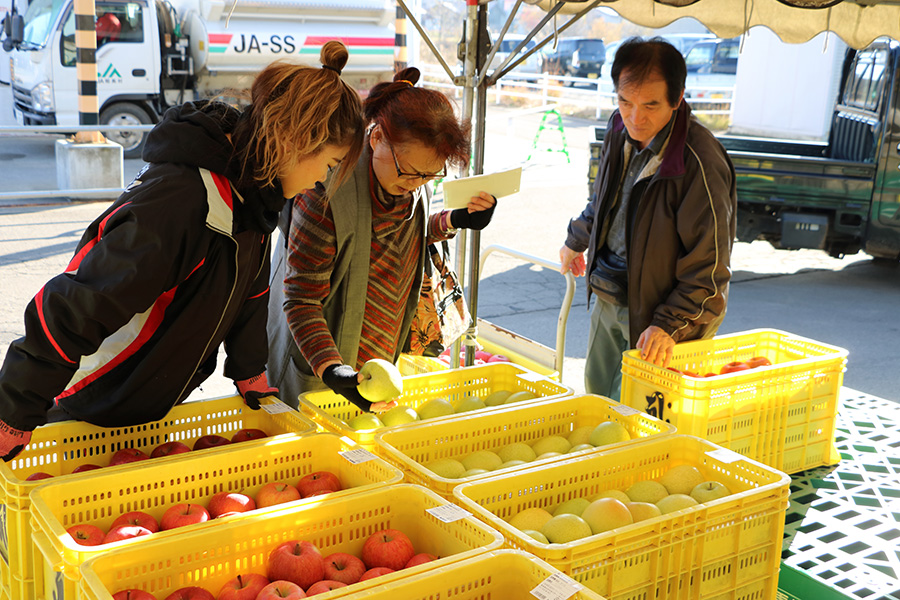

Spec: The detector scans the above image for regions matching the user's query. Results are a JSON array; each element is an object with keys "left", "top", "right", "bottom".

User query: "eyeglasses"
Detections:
[{"left": 387, "top": 140, "right": 446, "bottom": 182}]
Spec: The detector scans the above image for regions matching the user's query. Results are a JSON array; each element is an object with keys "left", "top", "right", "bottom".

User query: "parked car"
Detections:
[
  {"left": 684, "top": 37, "right": 740, "bottom": 74},
  {"left": 489, "top": 33, "right": 541, "bottom": 78},
  {"left": 660, "top": 32, "right": 716, "bottom": 56},
  {"left": 540, "top": 37, "right": 606, "bottom": 84}
]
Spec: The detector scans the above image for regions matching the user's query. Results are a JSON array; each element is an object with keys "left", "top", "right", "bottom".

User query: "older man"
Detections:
[{"left": 560, "top": 37, "right": 737, "bottom": 400}]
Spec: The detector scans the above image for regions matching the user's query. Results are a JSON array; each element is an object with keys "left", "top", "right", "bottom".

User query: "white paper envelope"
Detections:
[{"left": 442, "top": 167, "right": 522, "bottom": 209}]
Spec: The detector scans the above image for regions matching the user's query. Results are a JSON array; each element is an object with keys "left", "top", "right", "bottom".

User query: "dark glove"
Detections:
[
  {"left": 0, "top": 419, "right": 32, "bottom": 462},
  {"left": 235, "top": 373, "right": 279, "bottom": 410},
  {"left": 450, "top": 199, "right": 496, "bottom": 231},
  {"left": 321, "top": 364, "right": 373, "bottom": 412}
]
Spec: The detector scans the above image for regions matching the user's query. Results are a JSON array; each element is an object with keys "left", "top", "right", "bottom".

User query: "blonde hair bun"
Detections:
[{"left": 321, "top": 40, "right": 350, "bottom": 73}]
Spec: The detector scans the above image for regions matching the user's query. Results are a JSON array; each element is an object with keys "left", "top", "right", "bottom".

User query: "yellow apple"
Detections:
[
  {"left": 522, "top": 529, "right": 549, "bottom": 544},
  {"left": 541, "top": 514, "right": 593, "bottom": 543},
  {"left": 500, "top": 459, "right": 528, "bottom": 469},
  {"left": 425, "top": 458, "right": 466, "bottom": 479},
  {"left": 349, "top": 413, "right": 384, "bottom": 431},
  {"left": 531, "top": 436, "right": 571, "bottom": 456},
  {"left": 358, "top": 358, "right": 403, "bottom": 402},
  {"left": 509, "top": 507, "right": 553, "bottom": 532},
  {"left": 553, "top": 497, "right": 591, "bottom": 517},
  {"left": 379, "top": 405, "right": 419, "bottom": 427},
  {"left": 566, "top": 426, "right": 595, "bottom": 447},
  {"left": 581, "top": 498, "right": 634, "bottom": 534},
  {"left": 658, "top": 465, "right": 705, "bottom": 496},
  {"left": 588, "top": 421, "right": 631, "bottom": 447},
  {"left": 453, "top": 396, "right": 486, "bottom": 413},
  {"left": 591, "top": 489, "right": 631, "bottom": 503},
  {"left": 656, "top": 494, "right": 700, "bottom": 514},
  {"left": 536, "top": 452, "right": 563, "bottom": 461},
  {"left": 497, "top": 442, "right": 536, "bottom": 464},
  {"left": 483, "top": 390, "right": 512, "bottom": 406},
  {"left": 461, "top": 450, "right": 502, "bottom": 472},
  {"left": 417, "top": 398, "right": 455, "bottom": 420},
  {"left": 569, "top": 443, "right": 593, "bottom": 453},
  {"left": 626, "top": 501, "right": 662, "bottom": 522},
  {"left": 690, "top": 480, "right": 732, "bottom": 503},
  {"left": 504, "top": 391, "right": 537, "bottom": 404},
  {"left": 464, "top": 468, "right": 489, "bottom": 478},
  {"left": 625, "top": 480, "right": 668, "bottom": 504}
]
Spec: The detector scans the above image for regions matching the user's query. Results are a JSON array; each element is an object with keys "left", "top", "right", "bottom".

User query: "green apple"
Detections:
[
  {"left": 553, "top": 497, "right": 591, "bottom": 517},
  {"left": 522, "top": 529, "right": 549, "bottom": 544},
  {"left": 658, "top": 465, "right": 705, "bottom": 496},
  {"left": 625, "top": 480, "right": 668, "bottom": 504},
  {"left": 461, "top": 450, "right": 502, "bottom": 472},
  {"left": 626, "top": 501, "right": 662, "bottom": 522},
  {"left": 569, "top": 443, "right": 593, "bottom": 453},
  {"left": 500, "top": 459, "right": 528, "bottom": 470},
  {"left": 531, "top": 436, "right": 571, "bottom": 456},
  {"left": 508, "top": 507, "right": 553, "bottom": 532},
  {"left": 504, "top": 391, "right": 537, "bottom": 404},
  {"left": 588, "top": 421, "right": 631, "bottom": 447},
  {"left": 536, "top": 452, "right": 563, "bottom": 461},
  {"left": 567, "top": 426, "right": 595, "bottom": 447},
  {"left": 656, "top": 494, "right": 699, "bottom": 514},
  {"left": 379, "top": 404, "right": 419, "bottom": 427},
  {"left": 581, "top": 498, "right": 634, "bottom": 534},
  {"left": 497, "top": 442, "right": 536, "bottom": 464},
  {"left": 483, "top": 390, "right": 512, "bottom": 407},
  {"left": 417, "top": 398, "right": 455, "bottom": 420},
  {"left": 349, "top": 412, "right": 384, "bottom": 431},
  {"left": 426, "top": 458, "right": 466, "bottom": 479},
  {"left": 453, "top": 396, "right": 486, "bottom": 413},
  {"left": 464, "top": 468, "right": 489, "bottom": 478},
  {"left": 690, "top": 481, "right": 732, "bottom": 503},
  {"left": 591, "top": 489, "right": 631, "bottom": 503},
  {"left": 540, "top": 514, "right": 593, "bottom": 543},
  {"left": 358, "top": 358, "right": 403, "bottom": 402}
]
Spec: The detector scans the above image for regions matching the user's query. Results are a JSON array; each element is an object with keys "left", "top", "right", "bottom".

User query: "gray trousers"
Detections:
[{"left": 584, "top": 298, "right": 630, "bottom": 401}]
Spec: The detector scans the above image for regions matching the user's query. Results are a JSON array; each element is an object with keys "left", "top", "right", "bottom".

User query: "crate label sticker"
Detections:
[
  {"left": 516, "top": 372, "right": 545, "bottom": 383},
  {"left": 340, "top": 449, "right": 377, "bottom": 464},
  {"left": 530, "top": 572, "right": 581, "bottom": 600},
  {"left": 612, "top": 404, "right": 639, "bottom": 416},
  {"left": 426, "top": 503, "right": 471, "bottom": 523},
  {"left": 261, "top": 402, "right": 292, "bottom": 414},
  {"left": 708, "top": 448, "right": 743, "bottom": 463}
]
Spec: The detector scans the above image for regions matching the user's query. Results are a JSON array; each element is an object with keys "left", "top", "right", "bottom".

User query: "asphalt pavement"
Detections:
[{"left": 1, "top": 81, "right": 898, "bottom": 402}]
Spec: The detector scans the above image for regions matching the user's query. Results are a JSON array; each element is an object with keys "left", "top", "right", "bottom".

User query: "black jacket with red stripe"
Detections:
[{"left": 0, "top": 101, "right": 285, "bottom": 430}]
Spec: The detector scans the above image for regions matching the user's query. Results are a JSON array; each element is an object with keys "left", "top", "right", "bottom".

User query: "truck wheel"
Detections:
[{"left": 100, "top": 103, "right": 153, "bottom": 159}]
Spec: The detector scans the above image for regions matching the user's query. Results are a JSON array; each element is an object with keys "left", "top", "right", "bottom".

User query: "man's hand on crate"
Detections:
[
  {"left": 235, "top": 373, "right": 279, "bottom": 410},
  {"left": 0, "top": 419, "right": 31, "bottom": 462},
  {"left": 636, "top": 326, "right": 674, "bottom": 368}
]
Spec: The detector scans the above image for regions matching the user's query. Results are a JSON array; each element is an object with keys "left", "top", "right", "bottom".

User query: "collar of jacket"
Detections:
[{"left": 610, "top": 100, "right": 692, "bottom": 179}]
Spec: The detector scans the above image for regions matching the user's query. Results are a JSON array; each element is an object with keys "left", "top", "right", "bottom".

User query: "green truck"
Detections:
[{"left": 590, "top": 39, "right": 900, "bottom": 261}]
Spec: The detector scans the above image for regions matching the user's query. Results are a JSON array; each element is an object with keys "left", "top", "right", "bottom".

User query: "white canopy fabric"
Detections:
[{"left": 530, "top": 0, "right": 900, "bottom": 49}]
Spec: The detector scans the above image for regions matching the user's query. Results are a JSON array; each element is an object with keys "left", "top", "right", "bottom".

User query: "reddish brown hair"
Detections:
[{"left": 364, "top": 67, "right": 470, "bottom": 170}]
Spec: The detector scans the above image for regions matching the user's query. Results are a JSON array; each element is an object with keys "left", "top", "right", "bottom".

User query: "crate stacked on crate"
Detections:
[
  {"left": 375, "top": 393, "right": 675, "bottom": 499},
  {"left": 298, "top": 362, "right": 572, "bottom": 448},
  {"left": 0, "top": 394, "right": 314, "bottom": 600},
  {"left": 27, "top": 432, "right": 403, "bottom": 600},
  {"left": 453, "top": 434, "right": 791, "bottom": 600},
  {"left": 778, "top": 389, "right": 900, "bottom": 600},
  {"left": 78, "top": 484, "right": 503, "bottom": 600},
  {"left": 621, "top": 328, "right": 848, "bottom": 473}
]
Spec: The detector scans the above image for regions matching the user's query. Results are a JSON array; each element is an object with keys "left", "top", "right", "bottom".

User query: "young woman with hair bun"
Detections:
[
  {"left": 0, "top": 41, "right": 364, "bottom": 461},
  {"left": 267, "top": 67, "right": 500, "bottom": 412}
]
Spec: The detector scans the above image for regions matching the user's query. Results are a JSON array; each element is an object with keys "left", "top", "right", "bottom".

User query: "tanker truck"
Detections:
[{"left": 5, "top": 0, "right": 394, "bottom": 157}]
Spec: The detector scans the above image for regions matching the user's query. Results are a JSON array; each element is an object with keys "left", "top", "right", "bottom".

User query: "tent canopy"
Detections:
[{"left": 530, "top": 0, "right": 900, "bottom": 49}]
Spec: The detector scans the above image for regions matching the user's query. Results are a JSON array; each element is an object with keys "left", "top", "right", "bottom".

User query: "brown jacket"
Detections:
[{"left": 566, "top": 101, "right": 737, "bottom": 344}]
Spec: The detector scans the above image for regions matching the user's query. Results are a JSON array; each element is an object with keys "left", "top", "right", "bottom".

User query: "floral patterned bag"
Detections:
[{"left": 408, "top": 242, "right": 471, "bottom": 356}]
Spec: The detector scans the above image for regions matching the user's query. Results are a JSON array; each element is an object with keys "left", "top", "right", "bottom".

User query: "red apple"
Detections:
[
  {"left": 487, "top": 354, "right": 511, "bottom": 363},
  {"left": 230, "top": 428, "right": 268, "bottom": 443},
  {"left": 208, "top": 491, "right": 257, "bottom": 518},
  {"left": 474, "top": 350, "right": 492, "bottom": 362},
  {"left": 193, "top": 435, "right": 231, "bottom": 451},
  {"left": 297, "top": 472, "right": 342, "bottom": 498},
  {"left": 719, "top": 361, "right": 751, "bottom": 375},
  {"left": 358, "top": 567, "right": 394, "bottom": 582},
  {"left": 323, "top": 552, "right": 366, "bottom": 585},
  {"left": 361, "top": 529, "right": 415, "bottom": 571},
  {"left": 747, "top": 356, "right": 773, "bottom": 369},
  {"left": 216, "top": 573, "right": 269, "bottom": 600},
  {"left": 266, "top": 540, "right": 325, "bottom": 590},
  {"left": 25, "top": 471, "right": 53, "bottom": 481},
  {"left": 150, "top": 441, "right": 192, "bottom": 458},
  {"left": 113, "top": 590, "right": 157, "bottom": 600},
  {"left": 103, "top": 525, "right": 153, "bottom": 544},
  {"left": 305, "top": 581, "right": 346, "bottom": 596},
  {"left": 66, "top": 523, "right": 105, "bottom": 546},
  {"left": 256, "top": 482, "right": 301, "bottom": 508},
  {"left": 160, "top": 503, "right": 210, "bottom": 531},
  {"left": 72, "top": 463, "right": 102, "bottom": 473},
  {"left": 304, "top": 490, "right": 333, "bottom": 498},
  {"left": 255, "top": 581, "right": 306, "bottom": 600},
  {"left": 111, "top": 510, "right": 160, "bottom": 533},
  {"left": 110, "top": 448, "right": 150, "bottom": 466},
  {"left": 163, "top": 587, "right": 215, "bottom": 600},
  {"left": 404, "top": 553, "right": 437, "bottom": 568}
]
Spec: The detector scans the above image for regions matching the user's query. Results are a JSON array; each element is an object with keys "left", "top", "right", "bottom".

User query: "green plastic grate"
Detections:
[{"left": 779, "top": 388, "right": 900, "bottom": 600}]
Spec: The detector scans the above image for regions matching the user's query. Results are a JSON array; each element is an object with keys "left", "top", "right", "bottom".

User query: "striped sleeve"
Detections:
[
  {"left": 425, "top": 210, "right": 457, "bottom": 245},
  {"left": 283, "top": 190, "right": 343, "bottom": 374}
]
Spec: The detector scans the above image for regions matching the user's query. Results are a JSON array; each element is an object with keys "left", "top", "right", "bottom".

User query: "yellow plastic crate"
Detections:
[
  {"left": 0, "top": 394, "right": 313, "bottom": 590},
  {"left": 620, "top": 328, "right": 848, "bottom": 473},
  {"left": 28, "top": 432, "right": 403, "bottom": 600},
  {"left": 375, "top": 393, "right": 676, "bottom": 499},
  {"left": 78, "top": 483, "right": 504, "bottom": 600},
  {"left": 453, "top": 435, "right": 791, "bottom": 600},
  {"left": 299, "top": 363, "right": 573, "bottom": 448},
  {"left": 397, "top": 353, "right": 446, "bottom": 376}
]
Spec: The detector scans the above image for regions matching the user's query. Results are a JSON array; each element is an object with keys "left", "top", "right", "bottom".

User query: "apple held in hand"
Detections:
[
  {"left": 217, "top": 573, "right": 270, "bottom": 600},
  {"left": 297, "top": 471, "right": 342, "bottom": 498},
  {"left": 103, "top": 525, "right": 153, "bottom": 544},
  {"left": 323, "top": 552, "right": 366, "bottom": 584},
  {"left": 160, "top": 503, "right": 210, "bottom": 531},
  {"left": 110, "top": 448, "right": 150, "bottom": 466},
  {"left": 150, "top": 441, "right": 192, "bottom": 458},
  {"left": 113, "top": 589, "right": 157, "bottom": 600},
  {"left": 266, "top": 540, "right": 325, "bottom": 590},
  {"left": 357, "top": 359, "right": 403, "bottom": 402},
  {"left": 255, "top": 581, "right": 306, "bottom": 600},
  {"left": 163, "top": 587, "right": 216, "bottom": 600},
  {"left": 193, "top": 435, "right": 231, "bottom": 451},
  {"left": 208, "top": 491, "right": 256, "bottom": 518},
  {"left": 230, "top": 428, "right": 268, "bottom": 443},
  {"left": 256, "top": 482, "right": 302, "bottom": 508},
  {"left": 67, "top": 523, "right": 105, "bottom": 546},
  {"left": 361, "top": 528, "right": 416, "bottom": 570},
  {"left": 305, "top": 581, "right": 347, "bottom": 596}
]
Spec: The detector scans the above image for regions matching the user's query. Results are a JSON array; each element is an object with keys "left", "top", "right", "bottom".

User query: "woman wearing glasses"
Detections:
[{"left": 267, "top": 67, "right": 496, "bottom": 411}]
